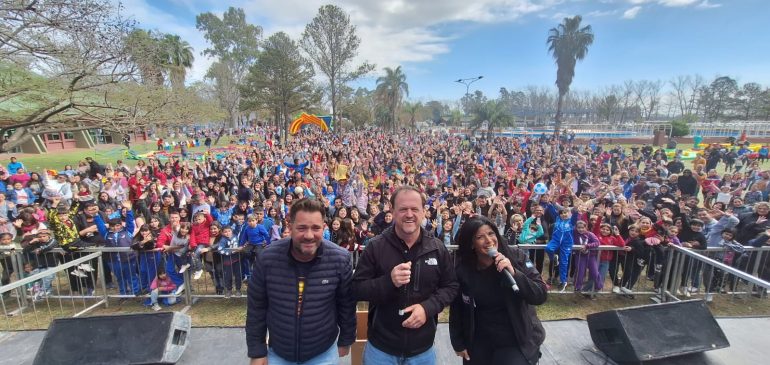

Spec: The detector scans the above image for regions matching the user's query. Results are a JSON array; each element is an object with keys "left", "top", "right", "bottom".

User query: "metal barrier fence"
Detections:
[
  {"left": 2, "top": 243, "right": 769, "bottom": 330},
  {"left": 658, "top": 245, "right": 770, "bottom": 303},
  {"left": 0, "top": 247, "right": 190, "bottom": 331}
]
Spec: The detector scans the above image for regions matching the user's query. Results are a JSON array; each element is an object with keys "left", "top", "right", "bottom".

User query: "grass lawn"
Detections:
[
  {"left": 2, "top": 140, "right": 236, "bottom": 173},
  {"left": 5, "top": 293, "right": 768, "bottom": 331}
]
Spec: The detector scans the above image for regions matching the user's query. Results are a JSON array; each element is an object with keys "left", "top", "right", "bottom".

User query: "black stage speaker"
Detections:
[
  {"left": 33, "top": 312, "right": 191, "bottom": 365},
  {"left": 587, "top": 300, "right": 729, "bottom": 363}
]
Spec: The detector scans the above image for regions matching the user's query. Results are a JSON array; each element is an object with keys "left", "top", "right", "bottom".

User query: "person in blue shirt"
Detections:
[
  {"left": 217, "top": 226, "right": 243, "bottom": 298},
  {"left": 7, "top": 156, "right": 24, "bottom": 175},
  {"left": 94, "top": 201, "right": 139, "bottom": 296},
  {"left": 211, "top": 201, "right": 234, "bottom": 226},
  {"left": 230, "top": 213, "right": 249, "bottom": 281},
  {"left": 759, "top": 145, "right": 769, "bottom": 163},
  {"left": 241, "top": 213, "right": 270, "bottom": 275},
  {"left": 542, "top": 200, "right": 579, "bottom": 292},
  {"left": 284, "top": 157, "right": 309, "bottom": 177}
]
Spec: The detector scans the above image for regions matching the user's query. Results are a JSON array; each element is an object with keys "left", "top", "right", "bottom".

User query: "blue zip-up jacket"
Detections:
[
  {"left": 544, "top": 203, "right": 578, "bottom": 245},
  {"left": 211, "top": 206, "right": 234, "bottom": 226},
  {"left": 95, "top": 210, "right": 135, "bottom": 261}
]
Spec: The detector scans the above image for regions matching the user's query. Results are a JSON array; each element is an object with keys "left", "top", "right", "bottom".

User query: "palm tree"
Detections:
[
  {"left": 547, "top": 15, "right": 594, "bottom": 135},
  {"left": 472, "top": 99, "right": 513, "bottom": 139},
  {"left": 403, "top": 101, "right": 422, "bottom": 130},
  {"left": 375, "top": 66, "right": 409, "bottom": 130},
  {"left": 162, "top": 34, "right": 195, "bottom": 91},
  {"left": 126, "top": 29, "right": 165, "bottom": 86}
]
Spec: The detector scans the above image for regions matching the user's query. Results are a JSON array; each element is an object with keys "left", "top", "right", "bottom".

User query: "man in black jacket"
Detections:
[
  {"left": 246, "top": 198, "right": 356, "bottom": 365},
  {"left": 353, "top": 186, "right": 459, "bottom": 364}
]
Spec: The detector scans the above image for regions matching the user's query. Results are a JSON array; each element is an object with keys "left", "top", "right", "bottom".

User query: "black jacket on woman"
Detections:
[{"left": 449, "top": 247, "right": 547, "bottom": 364}]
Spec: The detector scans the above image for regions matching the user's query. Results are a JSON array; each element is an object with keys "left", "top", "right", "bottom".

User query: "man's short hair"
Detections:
[
  {"left": 390, "top": 186, "right": 425, "bottom": 209},
  {"left": 288, "top": 198, "right": 325, "bottom": 222}
]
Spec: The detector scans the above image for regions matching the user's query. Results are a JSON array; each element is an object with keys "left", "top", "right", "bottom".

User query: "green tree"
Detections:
[
  {"left": 340, "top": 88, "right": 375, "bottom": 128},
  {"left": 162, "top": 34, "right": 195, "bottom": 91},
  {"left": 126, "top": 29, "right": 166, "bottom": 86},
  {"left": 196, "top": 7, "right": 261, "bottom": 127},
  {"left": 700, "top": 76, "right": 738, "bottom": 122},
  {"left": 240, "top": 32, "right": 318, "bottom": 144},
  {"left": 461, "top": 90, "right": 488, "bottom": 116},
  {"left": 670, "top": 114, "right": 695, "bottom": 137},
  {"left": 301, "top": 4, "right": 374, "bottom": 125},
  {"left": 547, "top": 15, "right": 594, "bottom": 134},
  {"left": 425, "top": 100, "right": 448, "bottom": 123},
  {"left": 402, "top": 101, "right": 423, "bottom": 130},
  {"left": 374, "top": 66, "right": 409, "bottom": 130},
  {"left": 472, "top": 99, "right": 514, "bottom": 139},
  {"left": 736, "top": 82, "right": 763, "bottom": 120}
]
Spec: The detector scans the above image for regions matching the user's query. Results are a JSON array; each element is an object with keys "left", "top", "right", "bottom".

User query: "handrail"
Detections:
[
  {"left": 670, "top": 245, "right": 770, "bottom": 290},
  {"left": 3, "top": 244, "right": 770, "bottom": 254},
  {"left": 0, "top": 251, "right": 102, "bottom": 294}
]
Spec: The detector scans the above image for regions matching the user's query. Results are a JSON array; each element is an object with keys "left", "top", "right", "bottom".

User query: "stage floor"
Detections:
[{"left": 1, "top": 317, "right": 767, "bottom": 364}]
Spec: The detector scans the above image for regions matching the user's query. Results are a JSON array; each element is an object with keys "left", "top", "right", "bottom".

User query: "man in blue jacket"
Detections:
[{"left": 246, "top": 198, "right": 356, "bottom": 365}]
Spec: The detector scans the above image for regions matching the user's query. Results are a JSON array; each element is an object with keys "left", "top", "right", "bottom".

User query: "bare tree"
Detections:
[
  {"left": 0, "top": 0, "right": 136, "bottom": 151},
  {"left": 669, "top": 75, "right": 691, "bottom": 117},
  {"left": 301, "top": 5, "right": 374, "bottom": 125}
]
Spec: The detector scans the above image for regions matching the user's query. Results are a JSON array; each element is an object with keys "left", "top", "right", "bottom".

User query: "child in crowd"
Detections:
[
  {"left": 217, "top": 226, "right": 242, "bottom": 298},
  {"left": 544, "top": 204, "right": 579, "bottom": 292},
  {"left": 170, "top": 222, "right": 192, "bottom": 274},
  {"left": 149, "top": 270, "right": 177, "bottom": 311},
  {"left": 20, "top": 229, "right": 58, "bottom": 299},
  {"left": 572, "top": 220, "right": 600, "bottom": 295},
  {"left": 189, "top": 211, "right": 213, "bottom": 280},
  {"left": 593, "top": 223, "right": 626, "bottom": 294}
]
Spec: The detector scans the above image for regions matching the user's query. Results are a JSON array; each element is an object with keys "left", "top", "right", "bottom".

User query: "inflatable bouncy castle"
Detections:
[{"left": 289, "top": 113, "right": 332, "bottom": 135}]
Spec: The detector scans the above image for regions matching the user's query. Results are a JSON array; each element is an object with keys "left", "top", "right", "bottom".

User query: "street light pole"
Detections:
[{"left": 454, "top": 76, "right": 484, "bottom": 95}]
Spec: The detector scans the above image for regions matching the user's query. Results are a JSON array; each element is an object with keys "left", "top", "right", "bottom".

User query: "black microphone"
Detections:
[{"left": 488, "top": 249, "right": 519, "bottom": 292}]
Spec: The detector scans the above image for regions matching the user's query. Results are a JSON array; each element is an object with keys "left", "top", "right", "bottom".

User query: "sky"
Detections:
[{"left": 116, "top": 0, "right": 770, "bottom": 102}]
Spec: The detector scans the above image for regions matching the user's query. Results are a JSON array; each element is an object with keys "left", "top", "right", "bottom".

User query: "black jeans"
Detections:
[{"left": 528, "top": 248, "right": 545, "bottom": 274}]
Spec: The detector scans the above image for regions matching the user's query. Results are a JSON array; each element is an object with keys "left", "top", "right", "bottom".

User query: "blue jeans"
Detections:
[
  {"left": 165, "top": 254, "right": 185, "bottom": 287},
  {"left": 108, "top": 258, "right": 140, "bottom": 295},
  {"left": 150, "top": 288, "right": 177, "bottom": 306},
  {"left": 138, "top": 252, "right": 161, "bottom": 292},
  {"left": 29, "top": 267, "right": 54, "bottom": 292},
  {"left": 363, "top": 343, "right": 436, "bottom": 365},
  {"left": 267, "top": 343, "right": 338, "bottom": 365}
]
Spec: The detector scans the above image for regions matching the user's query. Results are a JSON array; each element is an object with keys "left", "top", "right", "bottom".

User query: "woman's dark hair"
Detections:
[{"left": 455, "top": 216, "right": 513, "bottom": 269}]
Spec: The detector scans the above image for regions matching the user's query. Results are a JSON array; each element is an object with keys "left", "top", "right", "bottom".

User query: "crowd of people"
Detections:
[
  {"left": 1, "top": 127, "right": 769, "bottom": 305},
  {"left": 2, "top": 126, "right": 770, "bottom": 364}
]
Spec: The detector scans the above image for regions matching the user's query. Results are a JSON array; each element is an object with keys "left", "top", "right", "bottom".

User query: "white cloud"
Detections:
[
  {"left": 586, "top": 9, "right": 619, "bottom": 17},
  {"left": 622, "top": 6, "right": 642, "bottom": 18},
  {"left": 696, "top": 0, "right": 722, "bottom": 9},
  {"left": 657, "top": 0, "right": 699, "bottom": 6},
  {"left": 117, "top": 0, "right": 565, "bottom": 82},
  {"left": 117, "top": 0, "right": 718, "bottom": 84}
]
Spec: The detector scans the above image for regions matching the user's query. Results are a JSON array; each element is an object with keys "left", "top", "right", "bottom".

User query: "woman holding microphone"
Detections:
[{"left": 449, "top": 216, "right": 548, "bottom": 365}]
